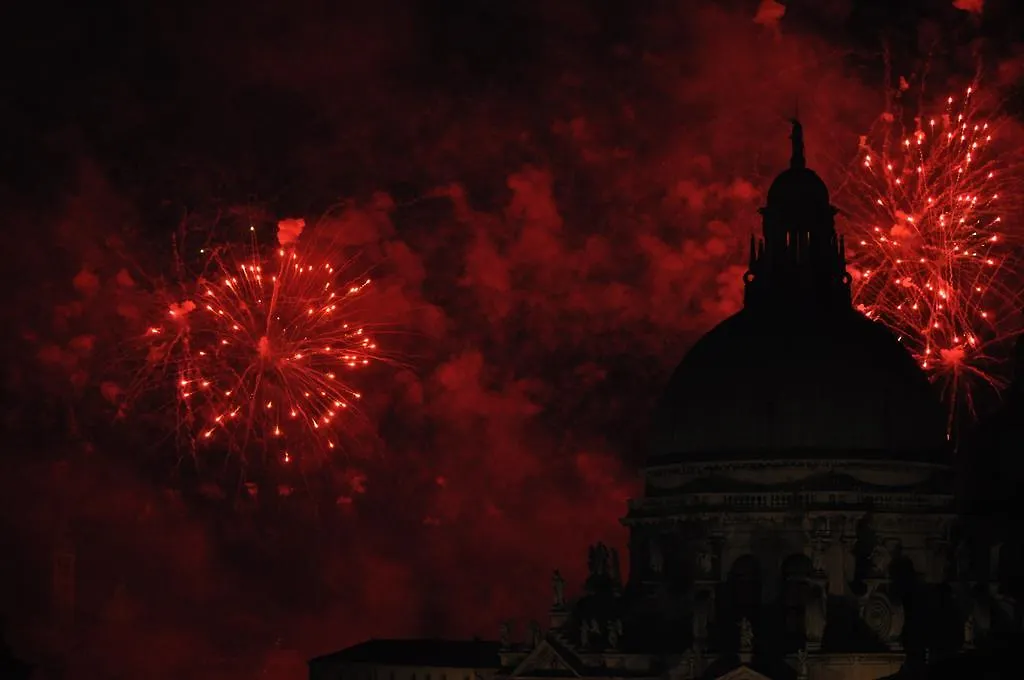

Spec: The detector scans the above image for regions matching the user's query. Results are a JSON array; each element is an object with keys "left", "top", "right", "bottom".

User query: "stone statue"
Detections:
[
  {"left": 811, "top": 540, "right": 827, "bottom": 574},
  {"left": 796, "top": 648, "right": 809, "bottom": 679},
  {"left": 739, "top": 617, "right": 754, "bottom": 652},
  {"left": 580, "top": 619, "right": 599, "bottom": 648},
  {"left": 804, "top": 585, "right": 826, "bottom": 646},
  {"left": 609, "top": 548, "right": 622, "bottom": 588},
  {"left": 552, "top": 570, "right": 566, "bottom": 608},
  {"left": 696, "top": 546, "right": 714, "bottom": 576},
  {"left": 528, "top": 620, "right": 542, "bottom": 648},
  {"left": 692, "top": 605, "right": 709, "bottom": 646},
  {"left": 870, "top": 544, "right": 891, "bottom": 577},
  {"left": 608, "top": 619, "right": 623, "bottom": 650},
  {"left": 588, "top": 543, "right": 609, "bottom": 578},
  {"left": 589, "top": 619, "right": 601, "bottom": 641},
  {"left": 964, "top": 614, "right": 975, "bottom": 648},
  {"left": 650, "top": 539, "right": 664, "bottom": 574},
  {"left": 499, "top": 621, "right": 511, "bottom": 649}
]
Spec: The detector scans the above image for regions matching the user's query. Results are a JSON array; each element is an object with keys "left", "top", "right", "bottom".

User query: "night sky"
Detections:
[{"left": 4, "top": 1, "right": 1024, "bottom": 678}]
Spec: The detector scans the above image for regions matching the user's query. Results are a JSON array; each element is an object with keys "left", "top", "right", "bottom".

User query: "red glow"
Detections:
[
  {"left": 842, "top": 82, "right": 1024, "bottom": 414},
  {"left": 144, "top": 225, "right": 379, "bottom": 466}
]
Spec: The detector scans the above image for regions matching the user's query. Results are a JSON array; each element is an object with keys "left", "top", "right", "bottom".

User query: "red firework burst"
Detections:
[
  {"left": 143, "top": 219, "right": 380, "bottom": 467},
  {"left": 839, "top": 82, "right": 1024, "bottom": 416}
]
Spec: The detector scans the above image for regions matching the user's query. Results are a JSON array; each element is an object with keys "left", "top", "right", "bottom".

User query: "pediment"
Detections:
[
  {"left": 509, "top": 640, "right": 582, "bottom": 677},
  {"left": 715, "top": 666, "right": 773, "bottom": 680}
]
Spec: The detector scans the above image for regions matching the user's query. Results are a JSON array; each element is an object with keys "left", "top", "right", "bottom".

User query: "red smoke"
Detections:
[{"left": 4, "top": 2, "right": 1020, "bottom": 678}]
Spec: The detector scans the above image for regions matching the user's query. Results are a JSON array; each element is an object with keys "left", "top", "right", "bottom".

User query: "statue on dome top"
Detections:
[{"left": 552, "top": 570, "right": 566, "bottom": 608}]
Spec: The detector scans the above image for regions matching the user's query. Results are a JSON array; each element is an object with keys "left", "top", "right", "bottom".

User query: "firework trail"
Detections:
[
  {"left": 839, "top": 80, "right": 1024, "bottom": 419},
  {"left": 141, "top": 218, "right": 381, "bottom": 472}
]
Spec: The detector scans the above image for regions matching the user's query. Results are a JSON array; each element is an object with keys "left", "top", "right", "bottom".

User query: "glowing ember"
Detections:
[
  {"left": 145, "top": 223, "right": 379, "bottom": 466},
  {"left": 840, "top": 82, "right": 1023, "bottom": 418}
]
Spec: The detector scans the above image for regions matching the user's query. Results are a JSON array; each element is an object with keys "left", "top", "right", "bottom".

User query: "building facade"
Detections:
[{"left": 312, "top": 123, "right": 1021, "bottom": 680}]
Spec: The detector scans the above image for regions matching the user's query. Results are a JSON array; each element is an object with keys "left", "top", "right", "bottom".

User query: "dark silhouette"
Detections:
[
  {"left": 313, "top": 123, "right": 1018, "bottom": 680},
  {"left": 0, "top": 622, "right": 32, "bottom": 680}
]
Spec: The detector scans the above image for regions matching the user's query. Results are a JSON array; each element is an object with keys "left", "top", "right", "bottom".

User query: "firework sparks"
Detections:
[
  {"left": 840, "top": 83, "right": 1024, "bottom": 416},
  {"left": 144, "top": 220, "right": 380, "bottom": 467}
]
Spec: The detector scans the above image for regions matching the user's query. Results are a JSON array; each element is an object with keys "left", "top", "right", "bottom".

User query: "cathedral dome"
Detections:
[
  {"left": 766, "top": 166, "right": 830, "bottom": 209},
  {"left": 650, "top": 308, "right": 949, "bottom": 465},
  {"left": 650, "top": 120, "right": 949, "bottom": 466}
]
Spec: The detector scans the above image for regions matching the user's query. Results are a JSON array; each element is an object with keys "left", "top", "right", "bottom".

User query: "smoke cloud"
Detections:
[{"left": 4, "top": 1, "right": 1021, "bottom": 678}]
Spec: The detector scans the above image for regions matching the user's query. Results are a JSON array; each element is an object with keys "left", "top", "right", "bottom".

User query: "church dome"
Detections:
[
  {"left": 650, "top": 120, "right": 950, "bottom": 466},
  {"left": 650, "top": 308, "right": 949, "bottom": 464},
  {"left": 960, "top": 335, "right": 1024, "bottom": 511},
  {"left": 766, "top": 166, "right": 830, "bottom": 209},
  {"left": 761, "top": 119, "right": 832, "bottom": 219}
]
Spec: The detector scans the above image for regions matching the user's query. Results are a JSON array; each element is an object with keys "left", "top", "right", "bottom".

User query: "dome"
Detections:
[
  {"left": 766, "top": 166, "right": 830, "bottom": 209},
  {"left": 960, "top": 337, "right": 1024, "bottom": 511},
  {"left": 650, "top": 308, "right": 949, "bottom": 464},
  {"left": 762, "top": 118, "right": 832, "bottom": 213}
]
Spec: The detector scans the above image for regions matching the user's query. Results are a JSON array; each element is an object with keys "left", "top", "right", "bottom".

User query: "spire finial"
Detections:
[{"left": 790, "top": 116, "right": 805, "bottom": 170}]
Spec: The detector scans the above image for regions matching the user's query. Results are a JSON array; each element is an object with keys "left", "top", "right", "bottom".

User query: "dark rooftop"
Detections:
[{"left": 310, "top": 639, "right": 501, "bottom": 670}]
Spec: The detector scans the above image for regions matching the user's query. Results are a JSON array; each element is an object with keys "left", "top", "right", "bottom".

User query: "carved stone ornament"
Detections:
[
  {"left": 796, "top": 648, "right": 809, "bottom": 680},
  {"left": 862, "top": 594, "right": 903, "bottom": 642},
  {"left": 739, "top": 617, "right": 754, "bottom": 652},
  {"left": 608, "top": 619, "right": 623, "bottom": 650},
  {"left": 810, "top": 539, "right": 828, "bottom": 575},
  {"left": 869, "top": 544, "right": 892, "bottom": 577},
  {"left": 696, "top": 546, "right": 715, "bottom": 577}
]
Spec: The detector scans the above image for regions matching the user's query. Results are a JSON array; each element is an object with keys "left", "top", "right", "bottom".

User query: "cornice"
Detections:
[{"left": 644, "top": 457, "right": 952, "bottom": 475}]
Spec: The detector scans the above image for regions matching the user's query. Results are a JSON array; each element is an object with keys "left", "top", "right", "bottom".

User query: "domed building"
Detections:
[{"left": 310, "top": 124, "right": 1017, "bottom": 680}]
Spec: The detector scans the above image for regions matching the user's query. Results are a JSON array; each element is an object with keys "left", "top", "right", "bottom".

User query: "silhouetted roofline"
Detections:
[
  {"left": 646, "top": 450, "right": 953, "bottom": 468},
  {"left": 309, "top": 639, "right": 501, "bottom": 669}
]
